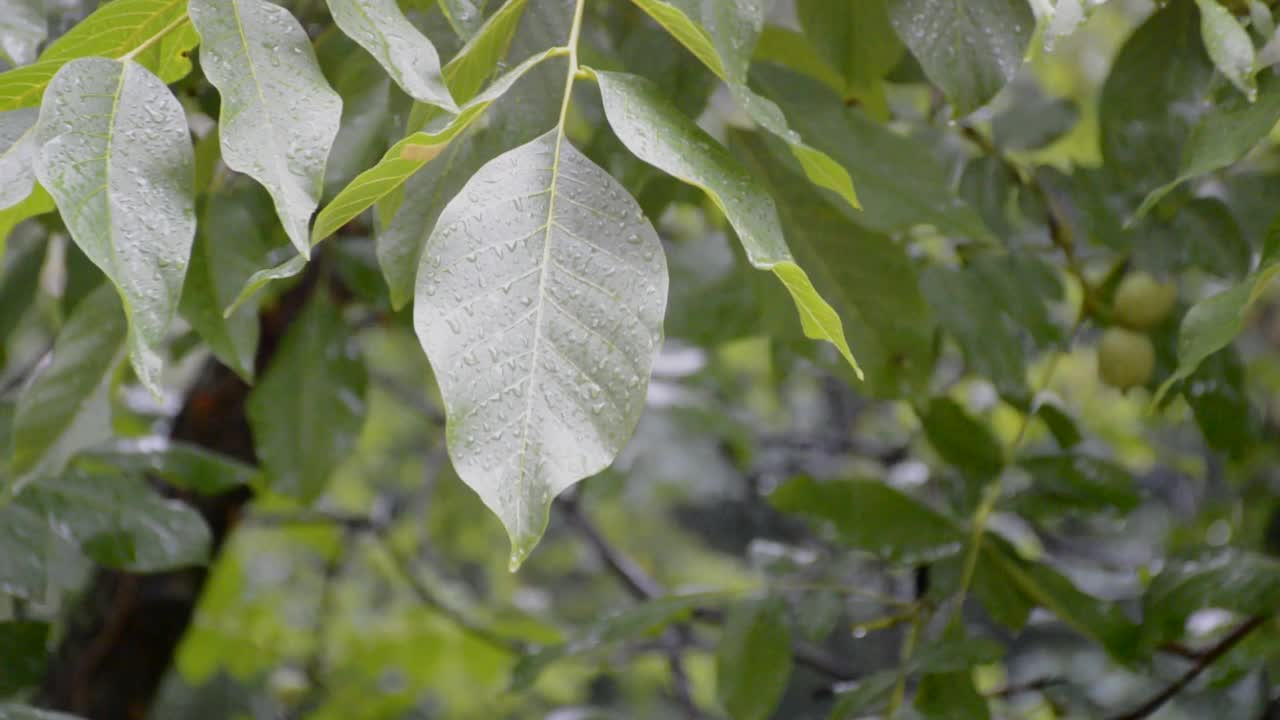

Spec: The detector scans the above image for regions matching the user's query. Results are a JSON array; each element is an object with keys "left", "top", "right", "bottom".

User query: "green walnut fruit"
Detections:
[
  {"left": 1098, "top": 327, "right": 1156, "bottom": 390},
  {"left": 1112, "top": 272, "right": 1177, "bottom": 330}
]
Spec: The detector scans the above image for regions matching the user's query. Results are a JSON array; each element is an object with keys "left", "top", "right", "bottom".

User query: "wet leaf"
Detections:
[
  {"left": 1196, "top": 0, "right": 1257, "bottom": 99},
  {"left": 0, "top": 0, "right": 46, "bottom": 66},
  {"left": 0, "top": 107, "right": 38, "bottom": 210},
  {"left": 716, "top": 597, "right": 791, "bottom": 720},
  {"left": 326, "top": 0, "right": 457, "bottom": 110}
]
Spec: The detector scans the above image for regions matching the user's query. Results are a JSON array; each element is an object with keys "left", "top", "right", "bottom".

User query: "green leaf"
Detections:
[
  {"left": 0, "top": 185, "right": 52, "bottom": 254},
  {"left": 0, "top": 231, "right": 46, "bottom": 348},
  {"left": 440, "top": 0, "right": 487, "bottom": 39},
  {"left": 991, "top": 86, "right": 1079, "bottom": 152},
  {"left": 716, "top": 596, "right": 791, "bottom": 720},
  {"left": 731, "top": 129, "right": 935, "bottom": 395},
  {"left": 325, "top": 0, "right": 457, "bottom": 110},
  {"left": 1036, "top": 401, "right": 1082, "bottom": 450},
  {"left": 886, "top": 0, "right": 1034, "bottom": 115},
  {"left": 1156, "top": 230, "right": 1280, "bottom": 399},
  {"left": 1100, "top": 0, "right": 1213, "bottom": 197},
  {"left": 313, "top": 46, "right": 560, "bottom": 248},
  {"left": 0, "top": 620, "right": 48, "bottom": 694},
  {"left": 0, "top": 0, "right": 46, "bottom": 66},
  {"left": 0, "top": 0, "right": 197, "bottom": 112},
  {"left": 19, "top": 471, "right": 211, "bottom": 571},
  {"left": 595, "top": 70, "right": 861, "bottom": 377},
  {"left": 0, "top": 503, "right": 47, "bottom": 600},
  {"left": 180, "top": 187, "right": 280, "bottom": 382},
  {"left": 628, "top": 0, "right": 861, "bottom": 211},
  {"left": 916, "top": 669, "right": 990, "bottom": 720},
  {"left": 32, "top": 58, "right": 195, "bottom": 396},
  {"left": 796, "top": 0, "right": 903, "bottom": 95},
  {"left": 223, "top": 253, "right": 308, "bottom": 319},
  {"left": 830, "top": 672, "right": 898, "bottom": 719},
  {"left": 1136, "top": 71, "right": 1280, "bottom": 217},
  {"left": 0, "top": 107, "right": 37, "bottom": 210},
  {"left": 752, "top": 65, "right": 992, "bottom": 241},
  {"left": 1014, "top": 454, "right": 1139, "bottom": 519},
  {"left": 771, "top": 476, "right": 966, "bottom": 565},
  {"left": 413, "top": 129, "right": 667, "bottom": 568},
  {"left": 9, "top": 284, "right": 126, "bottom": 491},
  {"left": 189, "top": 0, "right": 342, "bottom": 256},
  {"left": 246, "top": 292, "right": 366, "bottom": 503},
  {"left": 921, "top": 265, "right": 1027, "bottom": 403},
  {"left": 0, "top": 705, "right": 83, "bottom": 720},
  {"left": 921, "top": 397, "right": 1005, "bottom": 477},
  {"left": 1196, "top": 0, "right": 1257, "bottom": 99},
  {"left": 76, "top": 441, "right": 259, "bottom": 496},
  {"left": 1144, "top": 549, "right": 1280, "bottom": 645},
  {"left": 968, "top": 253, "right": 1065, "bottom": 350},
  {"left": 752, "top": 26, "right": 845, "bottom": 94}
]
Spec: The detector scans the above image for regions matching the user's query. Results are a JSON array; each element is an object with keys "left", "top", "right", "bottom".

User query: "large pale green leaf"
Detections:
[
  {"left": 752, "top": 64, "right": 992, "bottom": 241},
  {"left": 325, "top": 0, "right": 457, "bottom": 110},
  {"left": 1196, "top": 0, "right": 1256, "bottom": 99},
  {"left": 716, "top": 596, "right": 791, "bottom": 720},
  {"left": 628, "top": 0, "right": 860, "bottom": 211},
  {"left": 20, "top": 471, "right": 211, "bottom": 571},
  {"left": 9, "top": 284, "right": 126, "bottom": 490},
  {"left": 731, "top": 129, "right": 934, "bottom": 395},
  {"left": 246, "top": 292, "right": 367, "bottom": 503},
  {"left": 0, "top": 107, "right": 37, "bottom": 210},
  {"left": 770, "top": 476, "right": 964, "bottom": 565},
  {"left": 0, "top": 503, "right": 48, "bottom": 600},
  {"left": 413, "top": 129, "right": 667, "bottom": 568},
  {"left": 1136, "top": 71, "right": 1280, "bottom": 217},
  {"left": 313, "top": 47, "right": 560, "bottom": 246},
  {"left": 1100, "top": 0, "right": 1213, "bottom": 198},
  {"left": 595, "top": 70, "right": 860, "bottom": 377},
  {"left": 180, "top": 186, "right": 280, "bottom": 381},
  {"left": 0, "top": 0, "right": 197, "bottom": 112},
  {"left": 189, "top": 0, "right": 342, "bottom": 256},
  {"left": 0, "top": 0, "right": 45, "bottom": 66},
  {"left": 886, "top": 0, "right": 1033, "bottom": 115},
  {"left": 33, "top": 58, "right": 194, "bottom": 395},
  {"left": 1156, "top": 231, "right": 1280, "bottom": 400}
]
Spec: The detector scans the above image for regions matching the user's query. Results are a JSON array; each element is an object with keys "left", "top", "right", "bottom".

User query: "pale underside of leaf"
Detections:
[
  {"left": 189, "top": 0, "right": 342, "bottom": 256},
  {"left": 32, "top": 57, "right": 195, "bottom": 395},
  {"left": 594, "top": 70, "right": 860, "bottom": 377},
  {"left": 414, "top": 129, "right": 667, "bottom": 568},
  {"left": 0, "top": 107, "right": 38, "bottom": 210},
  {"left": 0, "top": 0, "right": 46, "bottom": 66},
  {"left": 325, "top": 0, "right": 457, "bottom": 111}
]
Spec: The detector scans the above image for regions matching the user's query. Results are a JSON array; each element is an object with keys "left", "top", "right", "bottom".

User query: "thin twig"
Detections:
[{"left": 1108, "top": 615, "right": 1269, "bottom": 720}]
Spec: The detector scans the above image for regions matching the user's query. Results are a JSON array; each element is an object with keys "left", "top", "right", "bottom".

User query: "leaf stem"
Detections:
[
  {"left": 555, "top": 0, "right": 588, "bottom": 135},
  {"left": 121, "top": 15, "right": 190, "bottom": 63}
]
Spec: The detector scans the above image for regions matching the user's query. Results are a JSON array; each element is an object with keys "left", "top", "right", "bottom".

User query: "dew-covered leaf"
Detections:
[
  {"left": 413, "top": 129, "right": 667, "bottom": 568},
  {"left": 0, "top": 107, "right": 37, "bottom": 210},
  {"left": 596, "top": 70, "right": 860, "bottom": 377},
  {"left": 9, "top": 284, "right": 125, "bottom": 491},
  {"left": 189, "top": 0, "right": 342, "bottom": 256},
  {"left": 0, "top": 0, "right": 197, "bottom": 112},
  {"left": 246, "top": 292, "right": 366, "bottom": 503},
  {"left": 716, "top": 596, "right": 791, "bottom": 720},
  {"left": 1196, "top": 0, "right": 1256, "bottom": 99},
  {"left": 440, "top": 0, "right": 486, "bottom": 39},
  {"left": 33, "top": 58, "right": 194, "bottom": 395},
  {"left": 886, "top": 0, "right": 1034, "bottom": 115},
  {"left": 0, "top": 0, "right": 45, "bottom": 67},
  {"left": 19, "top": 471, "right": 211, "bottom": 571},
  {"left": 771, "top": 476, "right": 966, "bottom": 565},
  {"left": 326, "top": 0, "right": 457, "bottom": 110}
]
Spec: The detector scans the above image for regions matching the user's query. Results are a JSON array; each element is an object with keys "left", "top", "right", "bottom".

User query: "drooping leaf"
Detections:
[
  {"left": 732, "top": 128, "right": 935, "bottom": 395},
  {"left": 325, "top": 0, "right": 457, "bottom": 110},
  {"left": 1195, "top": 0, "right": 1256, "bottom": 99},
  {"left": 628, "top": 0, "right": 724, "bottom": 78},
  {"left": 0, "top": 107, "right": 37, "bottom": 210},
  {"left": 0, "top": 0, "right": 46, "bottom": 66},
  {"left": 595, "top": 70, "right": 860, "bottom": 377},
  {"left": 189, "top": 0, "right": 342, "bottom": 256},
  {"left": 76, "top": 441, "right": 260, "bottom": 496},
  {"left": 1157, "top": 229, "right": 1280, "bottom": 399},
  {"left": 716, "top": 596, "right": 791, "bottom": 720},
  {"left": 770, "top": 476, "right": 965, "bottom": 565},
  {"left": 19, "top": 471, "right": 211, "bottom": 571},
  {"left": 32, "top": 58, "right": 195, "bottom": 395},
  {"left": 886, "top": 0, "right": 1034, "bottom": 115},
  {"left": 180, "top": 186, "right": 281, "bottom": 381},
  {"left": 921, "top": 397, "right": 1005, "bottom": 478},
  {"left": 1137, "top": 70, "right": 1280, "bottom": 217},
  {"left": 1099, "top": 0, "right": 1213, "bottom": 198},
  {"left": 9, "top": 284, "right": 126, "bottom": 491},
  {"left": 0, "top": 620, "right": 48, "bottom": 694},
  {"left": 313, "top": 47, "right": 560, "bottom": 247},
  {"left": 1143, "top": 549, "right": 1280, "bottom": 646},
  {"left": 223, "top": 253, "right": 308, "bottom": 319},
  {"left": 319, "top": 35, "right": 394, "bottom": 198},
  {"left": 0, "top": 0, "right": 197, "bottom": 112},
  {"left": 413, "top": 129, "right": 667, "bottom": 568},
  {"left": 246, "top": 292, "right": 367, "bottom": 503},
  {"left": 0, "top": 503, "right": 48, "bottom": 600}
]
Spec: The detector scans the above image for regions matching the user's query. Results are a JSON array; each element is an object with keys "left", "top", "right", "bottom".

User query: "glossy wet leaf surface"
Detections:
[
  {"left": 0, "top": 0, "right": 45, "bottom": 66},
  {"left": 0, "top": 107, "right": 38, "bottom": 210},
  {"left": 414, "top": 129, "right": 667, "bottom": 567},
  {"left": 326, "top": 0, "right": 456, "bottom": 110}
]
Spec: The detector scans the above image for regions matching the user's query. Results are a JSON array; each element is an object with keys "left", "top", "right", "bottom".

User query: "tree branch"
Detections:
[{"left": 1108, "top": 615, "right": 1269, "bottom": 720}]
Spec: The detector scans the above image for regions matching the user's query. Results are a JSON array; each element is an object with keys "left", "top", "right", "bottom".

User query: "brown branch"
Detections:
[{"left": 1108, "top": 615, "right": 1269, "bottom": 720}]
